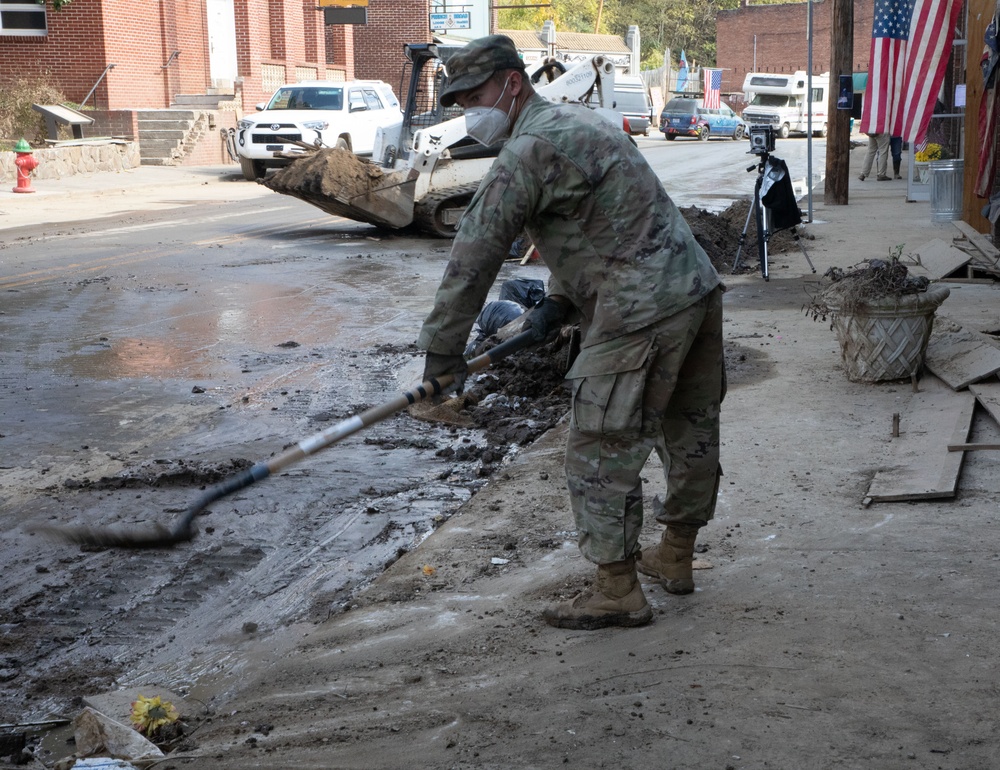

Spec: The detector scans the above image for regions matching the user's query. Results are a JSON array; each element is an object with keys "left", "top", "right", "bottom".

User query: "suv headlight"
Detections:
[
  {"left": 237, "top": 119, "right": 255, "bottom": 131},
  {"left": 301, "top": 120, "right": 329, "bottom": 131}
]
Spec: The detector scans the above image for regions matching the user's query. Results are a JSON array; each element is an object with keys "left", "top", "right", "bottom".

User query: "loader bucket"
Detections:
[{"left": 263, "top": 148, "right": 418, "bottom": 229}]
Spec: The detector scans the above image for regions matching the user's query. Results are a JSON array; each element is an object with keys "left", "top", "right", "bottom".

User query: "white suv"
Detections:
[{"left": 235, "top": 80, "right": 402, "bottom": 180}]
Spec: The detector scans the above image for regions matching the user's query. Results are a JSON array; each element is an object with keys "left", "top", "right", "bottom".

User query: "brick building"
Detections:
[
  {"left": 716, "top": 0, "right": 875, "bottom": 100},
  {"left": 0, "top": 0, "right": 453, "bottom": 114}
]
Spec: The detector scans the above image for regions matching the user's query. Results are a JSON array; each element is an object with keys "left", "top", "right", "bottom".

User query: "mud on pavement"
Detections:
[
  {"left": 0, "top": 199, "right": 810, "bottom": 766},
  {"left": 0, "top": 337, "right": 574, "bottom": 723}
]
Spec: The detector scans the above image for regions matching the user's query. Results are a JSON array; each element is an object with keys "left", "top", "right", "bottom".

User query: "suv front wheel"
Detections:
[{"left": 240, "top": 156, "right": 266, "bottom": 181}]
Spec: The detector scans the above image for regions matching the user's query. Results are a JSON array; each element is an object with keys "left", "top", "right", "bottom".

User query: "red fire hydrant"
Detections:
[{"left": 12, "top": 138, "right": 39, "bottom": 194}]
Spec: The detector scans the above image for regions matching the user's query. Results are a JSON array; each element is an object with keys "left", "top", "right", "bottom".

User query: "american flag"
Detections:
[
  {"left": 860, "top": 0, "right": 963, "bottom": 143},
  {"left": 702, "top": 68, "right": 721, "bottom": 110},
  {"left": 976, "top": 10, "right": 1000, "bottom": 198}
]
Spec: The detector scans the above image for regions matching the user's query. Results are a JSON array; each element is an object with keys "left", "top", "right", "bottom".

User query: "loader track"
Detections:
[{"left": 413, "top": 183, "right": 481, "bottom": 238}]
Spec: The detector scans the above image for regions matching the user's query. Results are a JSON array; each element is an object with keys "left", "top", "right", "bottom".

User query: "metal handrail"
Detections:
[
  {"left": 162, "top": 50, "right": 181, "bottom": 69},
  {"left": 79, "top": 63, "right": 116, "bottom": 110}
]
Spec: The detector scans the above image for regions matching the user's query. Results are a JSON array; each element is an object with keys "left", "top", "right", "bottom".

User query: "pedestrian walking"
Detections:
[
  {"left": 890, "top": 135, "right": 903, "bottom": 179},
  {"left": 859, "top": 131, "right": 892, "bottom": 181}
]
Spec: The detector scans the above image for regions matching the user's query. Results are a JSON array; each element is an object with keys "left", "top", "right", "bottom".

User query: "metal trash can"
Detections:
[{"left": 929, "top": 159, "right": 963, "bottom": 222}]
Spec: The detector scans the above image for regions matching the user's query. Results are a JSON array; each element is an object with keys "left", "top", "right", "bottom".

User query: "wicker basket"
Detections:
[{"left": 828, "top": 285, "right": 950, "bottom": 383}]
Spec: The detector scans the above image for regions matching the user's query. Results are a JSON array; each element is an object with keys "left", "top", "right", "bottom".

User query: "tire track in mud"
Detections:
[{"left": 1, "top": 344, "right": 519, "bottom": 722}]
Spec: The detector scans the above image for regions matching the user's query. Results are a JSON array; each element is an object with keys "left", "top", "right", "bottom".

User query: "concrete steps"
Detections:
[
  {"left": 137, "top": 93, "right": 236, "bottom": 165},
  {"left": 173, "top": 93, "right": 236, "bottom": 109},
  {"left": 137, "top": 109, "right": 197, "bottom": 165}
]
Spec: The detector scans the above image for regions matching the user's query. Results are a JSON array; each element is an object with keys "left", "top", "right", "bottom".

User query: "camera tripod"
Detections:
[{"left": 732, "top": 151, "right": 816, "bottom": 281}]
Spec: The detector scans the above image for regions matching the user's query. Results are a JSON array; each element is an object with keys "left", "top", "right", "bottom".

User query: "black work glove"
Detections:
[
  {"left": 522, "top": 296, "right": 568, "bottom": 342},
  {"left": 422, "top": 352, "right": 469, "bottom": 395}
]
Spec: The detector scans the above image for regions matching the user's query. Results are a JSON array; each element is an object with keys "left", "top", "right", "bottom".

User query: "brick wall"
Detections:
[
  {"left": 269, "top": 0, "right": 287, "bottom": 60},
  {"left": 325, "top": 24, "right": 356, "bottom": 80},
  {"left": 717, "top": 0, "right": 874, "bottom": 99},
  {"left": 180, "top": 111, "right": 239, "bottom": 166},
  {"left": 1, "top": 0, "right": 330, "bottom": 114},
  {"left": 87, "top": 110, "right": 140, "bottom": 139},
  {"left": 0, "top": 1, "right": 111, "bottom": 108},
  {"left": 102, "top": 0, "right": 210, "bottom": 108},
  {"left": 353, "top": 0, "right": 432, "bottom": 97},
  {"left": 235, "top": 0, "right": 329, "bottom": 109}
]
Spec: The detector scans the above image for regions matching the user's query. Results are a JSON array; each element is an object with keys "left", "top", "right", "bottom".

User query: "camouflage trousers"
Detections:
[{"left": 565, "top": 287, "right": 725, "bottom": 565}]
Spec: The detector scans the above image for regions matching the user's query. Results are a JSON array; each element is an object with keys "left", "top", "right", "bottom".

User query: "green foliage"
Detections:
[
  {"left": 0, "top": 75, "right": 67, "bottom": 145},
  {"left": 499, "top": 0, "right": 809, "bottom": 70},
  {"left": 498, "top": 0, "right": 620, "bottom": 34}
]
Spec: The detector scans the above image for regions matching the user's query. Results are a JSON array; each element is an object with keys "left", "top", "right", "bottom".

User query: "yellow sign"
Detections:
[{"left": 318, "top": 0, "right": 368, "bottom": 6}]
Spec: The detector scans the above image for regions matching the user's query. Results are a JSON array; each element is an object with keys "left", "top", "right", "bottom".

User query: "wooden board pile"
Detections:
[{"left": 864, "top": 236, "right": 1000, "bottom": 504}]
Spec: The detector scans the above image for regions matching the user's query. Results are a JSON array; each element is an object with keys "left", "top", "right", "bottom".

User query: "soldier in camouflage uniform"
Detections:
[{"left": 419, "top": 35, "right": 725, "bottom": 630}]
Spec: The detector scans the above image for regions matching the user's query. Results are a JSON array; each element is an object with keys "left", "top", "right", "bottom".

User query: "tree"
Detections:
[
  {"left": 498, "top": 0, "right": 620, "bottom": 35},
  {"left": 499, "top": 0, "right": 808, "bottom": 70}
]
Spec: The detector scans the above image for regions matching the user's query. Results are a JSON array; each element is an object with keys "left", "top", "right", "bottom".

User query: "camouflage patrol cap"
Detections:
[{"left": 439, "top": 34, "right": 525, "bottom": 107}]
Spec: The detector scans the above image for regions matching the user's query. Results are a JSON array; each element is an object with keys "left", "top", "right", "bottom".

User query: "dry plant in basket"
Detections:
[
  {"left": 803, "top": 246, "right": 950, "bottom": 383},
  {"left": 803, "top": 245, "right": 931, "bottom": 325}
]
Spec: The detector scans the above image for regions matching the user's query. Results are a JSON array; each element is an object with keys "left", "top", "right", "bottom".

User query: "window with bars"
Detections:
[{"left": 0, "top": 0, "right": 47, "bottom": 36}]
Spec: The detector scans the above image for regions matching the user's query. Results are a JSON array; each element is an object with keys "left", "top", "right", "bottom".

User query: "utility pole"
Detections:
[
  {"left": 824, "top": 0, "right": 853, "bottom": 205},
  {"left": 594, "top": 0, "right": 604, "bottom": 33},
  {"left": 806, "top": 0, "right": 814, "bottom": 221}
]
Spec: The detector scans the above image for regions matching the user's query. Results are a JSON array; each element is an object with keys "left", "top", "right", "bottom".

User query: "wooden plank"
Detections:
[
  {"left": 866, "top": 379, "right": 975, "bottom": 502},
  {"left": 969, "top": 381, "right": 1000, "bottom": 424},
  {"left": 909, "top": 238, "right": 971, "bottom": 279},
  {"left": 948, "top": 443, "right": 1000, "bottom": 451},
  {"left": 924, "top": 323, "right": 1000, "bottom": 390},
  {"left": 954, "top": 220, "right": 1000, "bottom": 265}
]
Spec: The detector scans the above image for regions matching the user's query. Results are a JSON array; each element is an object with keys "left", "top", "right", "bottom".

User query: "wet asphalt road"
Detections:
[{"left": 0, "top": 194, "right": 552, "bottom": 723}]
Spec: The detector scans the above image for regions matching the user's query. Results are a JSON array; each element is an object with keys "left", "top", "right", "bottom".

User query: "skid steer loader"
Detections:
[{"left": 262, "top": 42, "right": 622, "bottom": 237}]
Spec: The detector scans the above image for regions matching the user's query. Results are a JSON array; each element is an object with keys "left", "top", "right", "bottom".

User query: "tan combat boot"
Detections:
[
  {"left": 636, "top": 525, "right": 699, "bottom": 595},
  {"left": 543, "top": 556, "right": 652, "bottom": 630}
]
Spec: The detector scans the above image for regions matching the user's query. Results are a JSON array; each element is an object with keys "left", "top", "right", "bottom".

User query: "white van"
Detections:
[
  {"left": 612, "top": 75, "right": 655, "bottom": 136},
  {"left": 741, "top": 71, "right": 829, "bottom": 138}
]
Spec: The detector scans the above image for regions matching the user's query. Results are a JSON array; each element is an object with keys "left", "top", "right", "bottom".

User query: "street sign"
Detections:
[
  {"left": 429, "top": 12, "right": 470, "bottom": 31},
  {"left": 324, "top": 7, "right": 366, "bottom": 24}
]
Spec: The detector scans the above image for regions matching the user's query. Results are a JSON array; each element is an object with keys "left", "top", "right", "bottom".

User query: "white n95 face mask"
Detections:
[{"left": 464, "top": 77, "right": 513, "bottom": 146}]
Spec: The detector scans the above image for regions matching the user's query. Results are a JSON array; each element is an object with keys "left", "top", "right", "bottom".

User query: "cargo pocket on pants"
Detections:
[{"left": 567, "top": 335, "right": 655, "bottom": 436}]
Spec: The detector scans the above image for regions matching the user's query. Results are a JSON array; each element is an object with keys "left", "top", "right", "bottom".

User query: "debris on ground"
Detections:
[
  {"left": 55, "top": 707, "right": 163, "bottom": 769},
  {"left": 681, "top": 198, "right": 808, "bottom": 275}
]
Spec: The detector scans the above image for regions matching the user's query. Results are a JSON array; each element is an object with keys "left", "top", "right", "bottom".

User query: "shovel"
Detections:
[{"left": 38, "top": 330, "right": 539, "bottom": 550}]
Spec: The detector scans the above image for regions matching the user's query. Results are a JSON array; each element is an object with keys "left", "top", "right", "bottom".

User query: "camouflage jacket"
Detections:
[{"left": 418, "top": 93, "right": 720, "bottom": 358}]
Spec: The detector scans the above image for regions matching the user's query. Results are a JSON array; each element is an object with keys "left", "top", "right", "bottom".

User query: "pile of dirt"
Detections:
[
  {"left": 466, "top": 344, "right": 571, "bottom": 453},
  {"left": 265, "top": 147, "right": 384, "bottom": 199},
  {"left": 681, "top": 198, "right": 808, "bottom": 275},
  {"left": 262, "top": 148, "right": 415, "bottom": 228}
]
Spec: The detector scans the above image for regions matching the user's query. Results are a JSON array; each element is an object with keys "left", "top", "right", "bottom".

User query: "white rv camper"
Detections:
[{"left": 741, "top": 71, "right": 829, "bottom": 138}]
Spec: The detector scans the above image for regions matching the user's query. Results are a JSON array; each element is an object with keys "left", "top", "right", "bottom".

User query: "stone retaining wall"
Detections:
[{"left": 0, "top": 141, "right": 141, "bottom": 183}]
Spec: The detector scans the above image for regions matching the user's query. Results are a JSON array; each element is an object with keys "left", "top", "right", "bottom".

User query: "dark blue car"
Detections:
[{"left": 659, "top": 97, "right": 748, "bottom": 141}]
